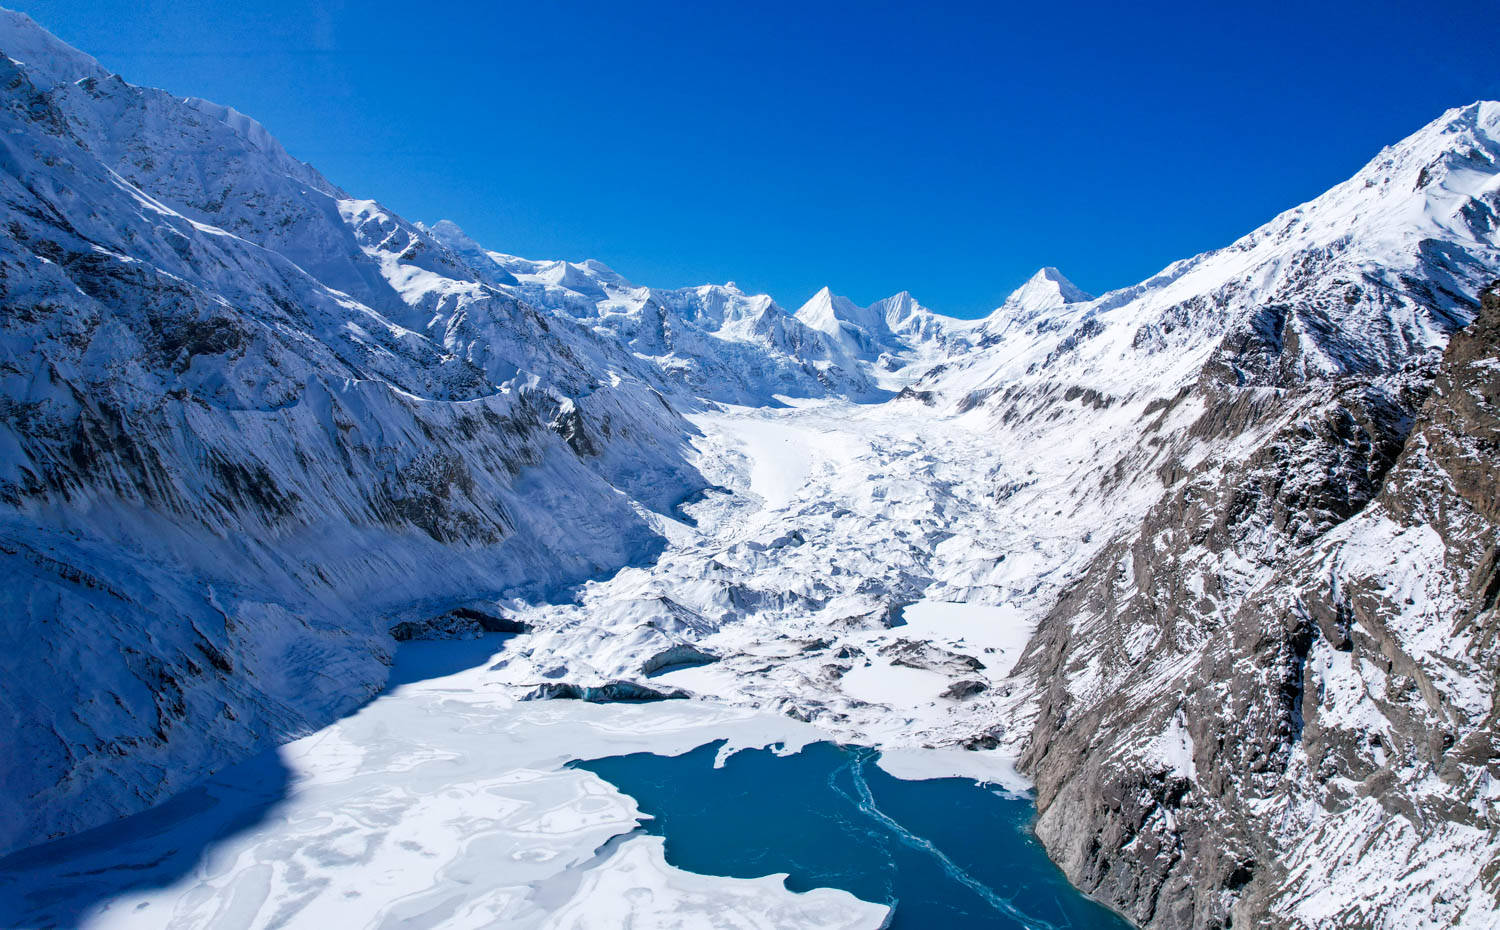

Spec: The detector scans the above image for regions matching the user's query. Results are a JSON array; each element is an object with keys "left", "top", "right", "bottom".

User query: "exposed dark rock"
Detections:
[
  {"left": 641, "top": 643, "right": 719, "bottom": 676},
  {"left": 449, "top": 606, "right": 530, "bottom": 634},
  {"left": 391, "top": 607, "right": 529, "bottom": 641},
  {"left": 1013, "top": 282, "right": 1500, "bottom": 930},
  {"left": 880, "top": 638, "right": 985, "bottom": 675},
  {"left": 942, "top": 679, "right": 988, "bottom": 700},
  {"left": 520, "top": 680, "right": 690, "bottom": 703}
]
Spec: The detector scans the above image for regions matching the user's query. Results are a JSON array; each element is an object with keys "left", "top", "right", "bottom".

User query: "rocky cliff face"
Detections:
[
  {"left": 1014, "top": 284, "right": 1500, "bottom": 929},
  {"left": 917, "top": 103, "right": 1500, "bottom": 928}
]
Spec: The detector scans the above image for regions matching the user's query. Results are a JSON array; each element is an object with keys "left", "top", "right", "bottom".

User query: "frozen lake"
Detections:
[{"left": 0, "top": 636, "right": 1120, "bottom": 929}]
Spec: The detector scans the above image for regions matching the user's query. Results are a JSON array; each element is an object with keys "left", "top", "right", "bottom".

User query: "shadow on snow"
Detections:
[{"left": 0, "top": 633, "right": 517, "bottom": 929}]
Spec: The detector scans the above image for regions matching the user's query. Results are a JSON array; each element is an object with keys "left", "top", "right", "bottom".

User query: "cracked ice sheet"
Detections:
[{"left": 10, "top": 640, "right": 887, "bottom": 930}]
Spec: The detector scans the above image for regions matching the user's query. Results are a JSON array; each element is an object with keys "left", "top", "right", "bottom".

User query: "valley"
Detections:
[{"left": 1, "top": 9, "right": 1497, "bottom": 929}]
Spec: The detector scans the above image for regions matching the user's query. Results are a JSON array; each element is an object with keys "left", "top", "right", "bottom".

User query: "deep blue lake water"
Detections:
[{"left": 574, "top": 740, "right": 1131, "bottom": 930}]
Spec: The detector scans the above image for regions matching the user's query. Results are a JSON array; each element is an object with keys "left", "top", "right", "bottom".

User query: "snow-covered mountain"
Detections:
[
  {"left": 425, "top": 219, "right": 972, "bottom": 403},
  {"left": 427, "top": 211, "right": 979, "bottom": 403},
  {"left": 1, "top": 9, "right": 1497, "bottom": 930},
  {"left": 493, "top": 100, "right": 1500, "bottom": 930},
  {"left": 0, "top": 9, "right": 706, "bottom": 853},
  {"left": 977, "top": 266, "right": 1093, "bottom": 344},
  {"left": 925, "top": 100, "right": 1500, "bottom": 929},
  {"left": 792, "top": 286, "right": 971, "bottom": 366}
]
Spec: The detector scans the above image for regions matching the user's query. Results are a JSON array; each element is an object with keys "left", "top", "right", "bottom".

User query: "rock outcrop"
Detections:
[{"left": 1016, "top": 284, "right": 1500, "bottom": 929}]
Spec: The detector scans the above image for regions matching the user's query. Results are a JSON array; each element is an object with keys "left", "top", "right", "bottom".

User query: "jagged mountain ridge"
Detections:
[
  {"left": 1, "top": 10, "right": 1498, "bottom": 930},
  {"left": 792, "top": 285, "right": 973, "bottom": 365},
  {"left": 925, "top": 99, "right": 1500, "bottom": 409},
  {"left": 427, "top": 217, "right": 979, "bottom": 403}
]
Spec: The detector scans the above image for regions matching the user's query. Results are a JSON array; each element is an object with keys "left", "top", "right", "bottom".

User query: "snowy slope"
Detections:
[
  {"left": 934, "top": 101, "right": 1499, "bottom": 411},
  {"left": 0, "top": 9, "right": 705, "bottom": 854},
  {"left": 977, "top": 266, "right": 1093, "bottom": 345},
  {"left": 987, "top": 104, "right": 1500, "bottom": 930}
]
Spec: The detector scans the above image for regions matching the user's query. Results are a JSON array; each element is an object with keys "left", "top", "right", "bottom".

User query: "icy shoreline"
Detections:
[{"left": 0, "top": 637, "right": 896, "bottom": 929}]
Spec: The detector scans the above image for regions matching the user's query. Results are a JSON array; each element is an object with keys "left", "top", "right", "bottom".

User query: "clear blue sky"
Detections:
[{"left": 14, "top": 1, "right": 1500, "bottom": 316}]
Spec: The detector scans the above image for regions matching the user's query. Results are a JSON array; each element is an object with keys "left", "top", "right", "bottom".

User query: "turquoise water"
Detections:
[{"left": 575, "top": 740, "right": 1131, "bottom": 930}]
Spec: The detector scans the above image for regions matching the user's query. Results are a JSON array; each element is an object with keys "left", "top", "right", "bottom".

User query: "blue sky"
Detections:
[{"left": 16, "top": 1, "right": 1500, "bottom": 316}]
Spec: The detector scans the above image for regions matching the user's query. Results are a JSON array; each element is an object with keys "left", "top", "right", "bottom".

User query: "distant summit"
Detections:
[
  {"left": 979, "top": 267, "right": 1092, "bottom": 342},
  {"left": 1003, "top": 267, "right": 1092, "bottom": 312},
  {"left": 793, "top": 286, "right": 966, "bottom": 362}
]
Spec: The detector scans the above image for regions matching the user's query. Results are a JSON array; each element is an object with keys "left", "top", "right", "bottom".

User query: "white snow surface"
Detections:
[
  {"left": 0, "top": 638, "right": 889, "bottom": 930},
  {"left": 496, "top": 396, "right": 1164, "bottom": 752}
]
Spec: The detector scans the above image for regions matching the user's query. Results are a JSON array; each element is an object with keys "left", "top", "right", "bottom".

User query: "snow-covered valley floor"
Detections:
[{"left": 3, "top": 399, "right": 1081, "bottom": 929}]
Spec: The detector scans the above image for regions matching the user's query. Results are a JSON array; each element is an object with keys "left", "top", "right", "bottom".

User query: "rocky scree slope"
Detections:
[{"left": 0, "top": 12, "right": 705, "bottom": 856}]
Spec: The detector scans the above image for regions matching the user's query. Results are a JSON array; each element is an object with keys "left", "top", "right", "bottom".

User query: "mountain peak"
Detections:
[
  {"left": 976, "top": 267, "right": 1092, "bottom": 340},
  {"left": 794, "top": 286, "right": 862, "bottom": 327},
  {"left": 426, "top": 219, "right": 480, "bottom": 251},
  {"left": 868, "top": 290, "right": 919, "bottom": 326},
  {"left": 1005, "top": 267, "right": 1091, "bottom": 311}
]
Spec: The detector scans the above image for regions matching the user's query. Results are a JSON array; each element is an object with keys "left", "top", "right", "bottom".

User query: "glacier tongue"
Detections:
[{"left": 489, "top": 391, "right": 1170, "bottom": 757}]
